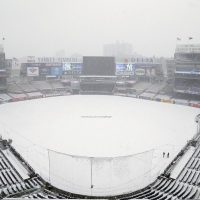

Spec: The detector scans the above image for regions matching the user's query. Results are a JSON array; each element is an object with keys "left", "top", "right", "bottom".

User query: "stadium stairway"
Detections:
[{"left": 1, "top": 132, "right": 200, "bottom": 199}]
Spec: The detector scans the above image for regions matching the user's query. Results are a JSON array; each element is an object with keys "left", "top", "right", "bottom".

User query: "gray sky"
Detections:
[{"left": 0, "top": 0, "right": 200, "bottom": 58}]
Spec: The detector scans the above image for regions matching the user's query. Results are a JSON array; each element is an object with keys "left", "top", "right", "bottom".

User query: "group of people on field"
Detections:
[{"left": 163, "top": 152, "right": 170, "bottom": 158}]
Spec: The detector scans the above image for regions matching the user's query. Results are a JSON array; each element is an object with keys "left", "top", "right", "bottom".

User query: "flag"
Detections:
[{"left": 177, "top": 37, "right": 181, "bottom": 41}]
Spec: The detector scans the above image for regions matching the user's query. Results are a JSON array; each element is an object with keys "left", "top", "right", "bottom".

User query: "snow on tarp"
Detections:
[
  {"left": 0, "top": 95, "right": 199, "bottom": 195},
  {"left": 0, "top": 95, "right": 198, "bottom": 157}
]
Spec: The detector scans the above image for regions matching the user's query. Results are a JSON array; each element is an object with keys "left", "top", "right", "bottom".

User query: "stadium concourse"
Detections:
[{"left": 0, "top": 90, "right": 199, "bottom": 199}]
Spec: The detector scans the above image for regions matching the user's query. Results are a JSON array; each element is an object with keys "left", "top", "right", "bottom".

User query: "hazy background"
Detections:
[{"left": 0, "top": 0, "right": 200, "bottom": 58}]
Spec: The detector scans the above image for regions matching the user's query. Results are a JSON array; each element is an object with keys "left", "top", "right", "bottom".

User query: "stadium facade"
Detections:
[
  {"left": 0, "top": 45, "right": 7, "bottom": 92},
  {"left": 16, "top": 55, "right": 163, "bottom": 81},
  {"left": 174, "top": 44, "right": 200, "bottom": 96},
  {"left": 1, "top": 43, "right": 200, "bottom": 199}
]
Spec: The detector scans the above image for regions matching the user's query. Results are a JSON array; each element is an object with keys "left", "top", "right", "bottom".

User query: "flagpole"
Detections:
[
  {"left": 176, "top": 37, "right": 181, "bottom": 46},
  {"left": 188, "top": 37, "right": 193, "bottom": 40},
  {"left": 1, "top": 37, "right": 5, "bottom": 52}
]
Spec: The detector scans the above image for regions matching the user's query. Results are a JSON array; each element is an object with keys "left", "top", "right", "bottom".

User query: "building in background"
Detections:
[
  {"left": 5, "top": 59, "right": 12, "bottom": 77},
  {"left": 103, "top": 41, "right": 133, "bottom": 58},
  {"left": 10, "top": 58, "right": 21, "bottom": 78},
  {"left": 0, "top": 45, "right": 7, "bottom": 92},
  {"left": 0, "top": 45, "right": 5, "bottom": 69},
  {"left": 161, "top": 58, "right": 175, "bottom": 83},
  {"left": 174, "top": 43, "right": 200, "bottom": 96},
  {"left": 166, "top": 59, "right": 175, "bottom": 82}
]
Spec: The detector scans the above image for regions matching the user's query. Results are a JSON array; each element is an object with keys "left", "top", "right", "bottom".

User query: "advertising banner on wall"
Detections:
[
  {"left": 63, "top": 63, "right": 82, "bottom": 75},
  {"left": 27, "top": 67, "right": 39, "bottom": 76},
  {"left": 135, "top": 68, "right": 145, "bottom": 76},
  {"left": 39, "top": 67, "right": 50, "bottom": 76},
  {"left": 146, "top": 68, "right": 155, "bottom": 77},
  {"left": 63, "top": 63, "right": 72, "bottom": 71},
  {"left": 50, "top": 66, "right": 63, "bottom": 76},
  {"left": 116, "top": 64, "right": 135, "bottom": 75}
]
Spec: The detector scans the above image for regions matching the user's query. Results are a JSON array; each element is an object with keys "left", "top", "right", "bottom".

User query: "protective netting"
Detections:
[{"left": 48, "top": 149, "right": 154, "bottom": 196}]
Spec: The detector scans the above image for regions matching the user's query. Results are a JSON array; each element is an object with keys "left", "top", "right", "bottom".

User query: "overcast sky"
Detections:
[{"left": 0, "top": 0, "right": 200, "bottom": 58}]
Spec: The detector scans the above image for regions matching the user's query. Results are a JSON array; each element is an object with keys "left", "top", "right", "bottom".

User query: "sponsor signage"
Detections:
[
  {"left": 175, "top": 70, "right": 200, "bottom": 75},
  {"left": 50, "top": 67, "right": 63, "bottom": 76},
  {"left": 63, "top": 63, "right": 72, "bottom": 71},
  {"left": 116, "top": 57, "right": 154, "bottom": 63},
  {"left": 39, "top": 67, "right": 50, "bottom": 76},
  {"left": 63, "top": 63, "right": 82, "bottom": 75},
  {"left": 116, "top": 64, "right": 134, "bottom": 75},
  {"left": 135, "top": 68, "right": 145, "bottom": 76},
  {"left": 37, "top": 57, "right": 82, "bottom": 63},
  {"left": 146, "top": 68, "right": 156, "bottom": 76},
  {"left": 26, "top": 63, "right": 62, "bottom": 67},
  {"left": 25, "top": 56, "right": 82, "bottom": 63},
  {"left": 130, "top": 57, "right": 153, "bottom": 63},
  {"left": 27, "top": 67, "right": 39, "bottom": 76}
]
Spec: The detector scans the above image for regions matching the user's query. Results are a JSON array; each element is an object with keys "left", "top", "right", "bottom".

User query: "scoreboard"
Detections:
[{"left": 82, "top": 56, "right": 115, "bottom": 76}]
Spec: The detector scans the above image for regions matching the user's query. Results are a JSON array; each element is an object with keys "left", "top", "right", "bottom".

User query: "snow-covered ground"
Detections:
[{"left": 0, "top": 95, "right": 199, "bottom": 196}]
